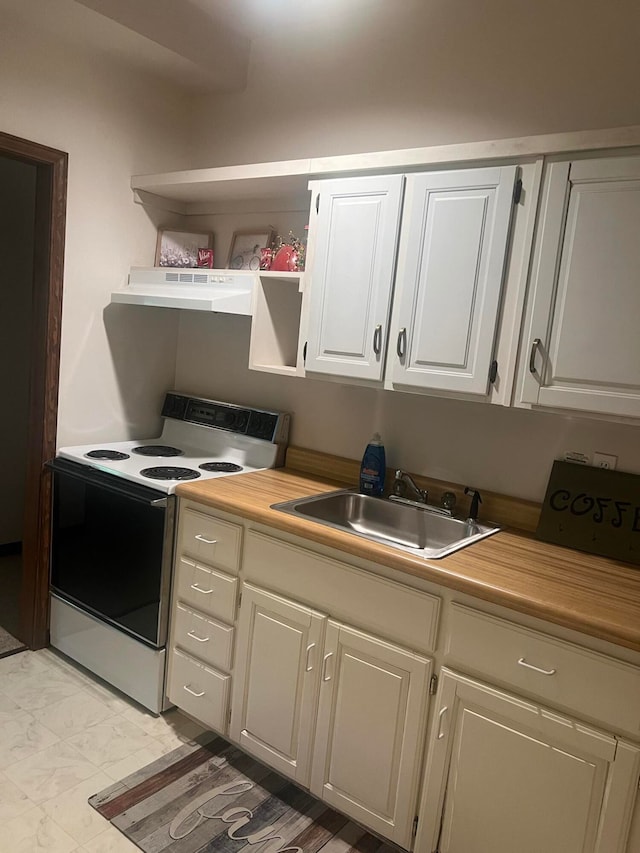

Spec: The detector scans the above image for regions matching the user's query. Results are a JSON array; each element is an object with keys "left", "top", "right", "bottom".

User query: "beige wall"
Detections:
[
  {"left": 189, "top": 0, "right": 640, "bottom": 167},
  {"left": 0, "top": 8, "right": 191, "bottom": 446},
  {"left": 3, "top": 1, "right": 639, "bottom": 503},
  {"left": 171, "top": 0, "right": 640, "bottom": 503},
  {"left": 0, "top": 157, "right": 36, "bottom": 543},
  {"left": 174, "top": 314, "right": 640, "bottom": 503}
]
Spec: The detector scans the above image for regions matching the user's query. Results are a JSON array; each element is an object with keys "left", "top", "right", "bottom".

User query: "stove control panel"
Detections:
[{"left": 162, "top": 393, "right": 289, "bottom": 445}]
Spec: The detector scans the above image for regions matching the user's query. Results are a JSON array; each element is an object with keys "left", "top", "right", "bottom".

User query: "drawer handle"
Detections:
[
  {"left": 517, "top": 657, "right": 557, "bottom": 676},
  {"left": 190, "top": 583, "right": 213, "bottom": 595},
  {"left": 187, "top": 630, "right": 210, "bottom": 643},
  {"left": 437, "top": 705, "right": 449, "bottom": 740},
  {"left": 322, "top": 652, "right": 334, "bottom": 682},
  {"left": 183, "top": 684, "right": 205, "bottom": 698},
  {"left": 305, "top": 643, "right": 316, "bottom": 672},
  {"left": 195, "top": 534, "right": 217, "bottom": 544}
]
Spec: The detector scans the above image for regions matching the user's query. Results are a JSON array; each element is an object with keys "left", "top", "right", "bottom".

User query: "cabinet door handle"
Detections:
[
  {"left": 322, "top": 652, "right": 334, "bottom": 681},
  {"left": 396, "top": 327, "right": 407, "bottom": 359},
  {"left": 437, "top": 705, "right": 449, "bottom": 739},
  {"left": 187, "top": 630, "right": 210, "bottom": 643},
  {"left": 190, "top": 583, "right": 213, "bottom": 594},
  {"left": 373, "top": 324, "right": 382, "bottom": 355},
  {"left": 183, "top": 684, "right": 205, "bottom": 698},
  {"left": 517, "top": 657, "right": 557, "bottom": 676},
  {"left": 305, "top": 643, "right": 316, "bottom": 672},
  {"left": 528, "top": 338, "right": 541, "bottom": 374},
  {"left": 195, "top": 534, "right": 217, "bottom": 544}
]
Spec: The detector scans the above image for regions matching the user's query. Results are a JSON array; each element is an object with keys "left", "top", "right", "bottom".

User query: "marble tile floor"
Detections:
[{"left": 0, "top": 647, "right": 207, "bottom": 852}]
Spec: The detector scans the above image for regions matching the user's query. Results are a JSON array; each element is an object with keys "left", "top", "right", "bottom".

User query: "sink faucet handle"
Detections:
[{"left": 464, "top": 487, "right": 482, "bottom": 522}]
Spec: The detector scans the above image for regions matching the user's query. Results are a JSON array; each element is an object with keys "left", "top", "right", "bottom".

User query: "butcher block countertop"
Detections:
[{"left": 176, "top": 467, "right": 640, "bottom": 653}]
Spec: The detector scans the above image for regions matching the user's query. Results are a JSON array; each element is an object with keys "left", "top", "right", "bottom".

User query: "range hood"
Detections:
[{"left": 111, "top": 268, "right": 255, "bottom": 314}]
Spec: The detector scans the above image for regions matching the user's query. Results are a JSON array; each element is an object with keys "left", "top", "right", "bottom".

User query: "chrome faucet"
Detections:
[{"left": 393, "top": 469, "right": 428, "bottom": 503}]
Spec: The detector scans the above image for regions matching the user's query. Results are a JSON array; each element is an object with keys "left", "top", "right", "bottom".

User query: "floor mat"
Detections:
[{"left": 89, "top": 733, "right": 397, "bottom": 853}]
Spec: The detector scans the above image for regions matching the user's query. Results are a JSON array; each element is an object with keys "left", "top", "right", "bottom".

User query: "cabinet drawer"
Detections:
[
  {"left": 446, "top": 603, "right": 640, "bottom": 734},
  {"left": 180, "top": 508, "right": 242, "bottom": 573},
  {"left": 173, "top": 603, "right": 234, "bottom": 671},
  {"left": 168, "top": 648, "right": 230, "bottom": 733},
  {"left": 176, "top": 557, "right": 238, "bottom": 623}
]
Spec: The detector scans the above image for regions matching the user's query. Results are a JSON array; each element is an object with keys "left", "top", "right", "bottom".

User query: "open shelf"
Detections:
[{"left": 249, "top": 273, "right": 303, "bottom": 375}]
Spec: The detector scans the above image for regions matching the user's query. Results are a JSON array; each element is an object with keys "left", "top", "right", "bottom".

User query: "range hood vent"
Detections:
[{"left": 111, "top": 268, "right": 255, "bottom": 314}]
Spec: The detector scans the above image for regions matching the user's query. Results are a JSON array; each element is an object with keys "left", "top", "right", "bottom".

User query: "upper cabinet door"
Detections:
[
  {"left": 388, "top": 165, "right": 517, "bottom": 395},
  {"left": 305, "top": 175, "right": 404, "bottom": 381},
  {"left": 519, "top": 155, "right": 640, "bottom": 418}
]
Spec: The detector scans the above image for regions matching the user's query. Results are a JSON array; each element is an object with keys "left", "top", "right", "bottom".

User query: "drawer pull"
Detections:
[
  {"left": 437, "top": 705, "right": 449, "bottom": 739},
  {"left": 517, "top": 657, "right": 557, "bottom": 676},
  {"left": 190, "top": 583, "right": 213, "bottom": 595},
  {"left": 187, "top": 630, "right": 210, "bottom": 643},
  {"left": 322, "top": 652, "right": 334, "bottom": 682},
  {"left": 195, "top": 534, "right": 217, "bottom": 545},
  {"left": 183, "top": 684, "right": 205, "bottom": 698},
  {"left": 305, "top": 643, "right": 316, "bottom": 672}
]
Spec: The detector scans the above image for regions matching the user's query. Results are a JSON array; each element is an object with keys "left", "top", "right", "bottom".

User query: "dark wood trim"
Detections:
[{"left": 0, "top": 132, "right": 68, "bottom": 649}]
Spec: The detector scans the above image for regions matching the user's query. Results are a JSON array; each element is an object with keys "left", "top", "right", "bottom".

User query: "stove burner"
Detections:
[
  {"left": 132, "top": 445, "right": 183, "bottom": 457},
  {"left": 199, "top": 462, "right": 243, "bottom": 473},
  {"left": 85, "top": 450, "right": 130, "bottom": 461},
  {"left": 140, "top": 466, "right": 201, "bottom": 481}
]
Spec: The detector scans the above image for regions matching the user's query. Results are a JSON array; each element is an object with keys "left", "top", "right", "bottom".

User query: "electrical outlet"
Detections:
[{"left": 593, "top": 452, "right": 617, "bottom": 470}]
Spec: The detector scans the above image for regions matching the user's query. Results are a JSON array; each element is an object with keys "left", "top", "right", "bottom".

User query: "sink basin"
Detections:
[{"left": 271, "top": 489, "right": 500, "bottom": 559}]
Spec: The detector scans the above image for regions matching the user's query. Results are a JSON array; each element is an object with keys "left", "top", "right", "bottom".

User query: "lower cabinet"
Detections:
[
  {"left": 229, "top": 583, "right": 325, "bottom": 785},
  {"left": 310, "top": 620, "right": 432, "bottom": 847},
  {"left": 230, "top": 582, "right": 433, "bottom": 849},
  {"left": 417, "top": 669, "right": 640, "bottom": 853},
  {"left": 167, "top": 506, "right": 640, "bottom": 853}
]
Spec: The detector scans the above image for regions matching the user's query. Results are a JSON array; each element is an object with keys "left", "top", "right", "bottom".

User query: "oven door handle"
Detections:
[{"left": 46, "top": 458, "right": 170, "bottom": 507}]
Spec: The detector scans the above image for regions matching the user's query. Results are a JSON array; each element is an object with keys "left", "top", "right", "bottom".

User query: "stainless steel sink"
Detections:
[{"left": 271, "top": 489, "right": 499, "bottom": 559}]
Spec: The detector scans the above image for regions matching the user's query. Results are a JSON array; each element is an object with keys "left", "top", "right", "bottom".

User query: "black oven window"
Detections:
[{"left": 50, "top": 473, "right": 166, "bottom": 646}]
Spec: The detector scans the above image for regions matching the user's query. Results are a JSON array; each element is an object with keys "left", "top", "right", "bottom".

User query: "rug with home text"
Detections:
[{"left": 89, "top": 733, "right": 397, "bottom": 853}]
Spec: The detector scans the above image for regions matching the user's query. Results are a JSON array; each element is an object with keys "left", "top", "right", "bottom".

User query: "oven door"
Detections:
[{"left": 48, "top": 458, "right": 175, "bottom": 649}]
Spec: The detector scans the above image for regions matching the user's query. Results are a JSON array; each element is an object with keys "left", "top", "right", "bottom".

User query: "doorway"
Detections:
[{"left": 0, "top": 132, "right": 67, "bottom": 652}]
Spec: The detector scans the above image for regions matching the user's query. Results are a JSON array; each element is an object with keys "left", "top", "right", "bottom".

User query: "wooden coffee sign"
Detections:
[{"left": 537, "top": 460, "right": 640, "bottom": 565}]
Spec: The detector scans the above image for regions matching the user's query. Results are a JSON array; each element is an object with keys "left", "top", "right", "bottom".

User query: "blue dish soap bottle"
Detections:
[{"left": 359, "top": 433, "right": 386, "bottom": 497}]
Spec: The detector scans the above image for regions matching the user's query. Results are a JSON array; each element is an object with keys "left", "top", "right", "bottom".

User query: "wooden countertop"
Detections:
[{"left": 176, "top": 468, "right": 640, "bottom": 653}]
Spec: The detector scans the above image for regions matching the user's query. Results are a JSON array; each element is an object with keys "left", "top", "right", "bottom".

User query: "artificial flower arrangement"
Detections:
[{"left": 261, "top": 229, "right": 306, "bottom": 272}]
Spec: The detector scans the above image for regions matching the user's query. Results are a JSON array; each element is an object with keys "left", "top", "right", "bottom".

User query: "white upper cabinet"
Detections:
[
  {"left": 303, "top": 166, "right": 519, "bottom": 397},
  {"left": 517, "top": 155, "right": 640, "bottom": 418},
  {"left": 387, "top": 166, "right": 517, "bottom": 395},
  {"left": 304, "top": 175, "right": 404, "bottom": 381}
]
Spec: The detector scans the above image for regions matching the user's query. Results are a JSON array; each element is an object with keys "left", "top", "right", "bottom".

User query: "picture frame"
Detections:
[
  {"left": 155, "top": 228, "right": 214, "bottom": 268},
  {"left": 227, "top": 228, "right": 275, "bottom": 271}
]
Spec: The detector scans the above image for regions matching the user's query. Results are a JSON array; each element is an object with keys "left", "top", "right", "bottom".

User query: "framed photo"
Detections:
[
  {"left": 227, "top": 228, "right": 275, "bottom": 271},
  {"left": 155, "top": 229, "right": 213, "bottom": 268}
]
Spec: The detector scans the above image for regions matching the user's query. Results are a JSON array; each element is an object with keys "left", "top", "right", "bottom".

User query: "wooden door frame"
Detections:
[{"left": 0, "top": 132, "right": 68, "bottom": 649}]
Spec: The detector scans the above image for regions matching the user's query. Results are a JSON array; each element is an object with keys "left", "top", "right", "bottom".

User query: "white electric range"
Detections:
[
  {"left": 48, "top": 392, "right": 290, "bottom": 713},
  {"left": 56, "top": 392, "right": 290, "bottom": 493}
]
